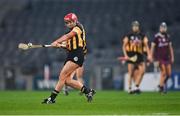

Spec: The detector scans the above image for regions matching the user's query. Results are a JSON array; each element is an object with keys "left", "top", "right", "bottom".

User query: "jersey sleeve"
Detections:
[{"left": 72, "top": 26, "right": 82, "bottom": 35}]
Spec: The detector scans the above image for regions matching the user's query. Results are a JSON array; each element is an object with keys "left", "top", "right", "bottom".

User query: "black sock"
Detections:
[
  {"left": 50, "top": 90, "right": 59, "bottom": 100},
  {"left": 158, "top": 85, "right": 163, "bottom": 90},
  {"left": 164, "top": 76, "right": 170, "bottom": 84},
  {"left": 81, "top": 85, "right": 90, "bottom": 94},
  {"left": 135, "top": 85, "right": 139, "bottom": 90},
  {"left": 64, "top": 85, "right": 68, "bottom": 91}
]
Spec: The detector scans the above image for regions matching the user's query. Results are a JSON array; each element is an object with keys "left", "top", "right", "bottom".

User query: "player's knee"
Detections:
[
  {"left": 58, "top": 76, "right": 66, "bottom": 83},
  {"left": 77, "top": 74, "right": 83, "bottom": 79},
  {"left": 59, "top": 73, "right": 69, "bottom": 82},
  {"left": 65, "top": 78, "right": 72, "bottom": 85},
  {"left": 60, "top": 70, "right": 69, "bottom": 78},
  {"left": 128, "top": 72, "right": 133, "bottom": 78},
  {"left": 161, "top": 71, "right": 166, "bottom": 77}
]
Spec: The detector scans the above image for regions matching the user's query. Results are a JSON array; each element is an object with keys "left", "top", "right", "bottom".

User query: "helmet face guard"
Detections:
[
  {"left": 131, "top": 21, "right": 140, "bottom": 32},
  {"left": 64, "top": 21, "right": 76, "bottom": 28}
]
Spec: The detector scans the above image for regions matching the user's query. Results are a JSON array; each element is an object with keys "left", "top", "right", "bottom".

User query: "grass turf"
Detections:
[{"left": 0, "top": 91, "right": 179, "bottom": 115}]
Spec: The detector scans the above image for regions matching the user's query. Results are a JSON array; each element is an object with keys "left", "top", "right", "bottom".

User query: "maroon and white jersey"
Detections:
[{"left": 153, "top": 32, "right": 171, "bottom": 62}]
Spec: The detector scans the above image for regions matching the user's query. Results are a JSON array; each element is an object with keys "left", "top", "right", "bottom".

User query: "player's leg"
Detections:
[
  {"left": 42, "top": 61, "right": 94, "bottom": 103},
  {"left": 55, "top": 61, "right": 93, "bottom": 96},
  {"left": 132, "top": 68, "right": 139, "bottom": 90},
  {"left": 63, "top": 70, "right": 76, "bottom": 96},
  {"left": 158, "top": 64, "right": 166, "bottom": 93},
  {"left": 76, "top": 66, "right": 84, "bottom": 84},
  {"left": 64, "top": 63, "right": 95, "bottom": 102},
  {"left": 163, "top": 64, "right": 172, "bottom": 93},
  {"left": 134, "top": 62, "right": 145, "bottom": 94},
  {"left": 63, "top": 67, "right": 84, "bottom": 95},
  {"left": 54, "top": 61, "right": 79, "bottom": 91},
  {"left": 42, "top": 61, "right": 79, "bottom": 104},
  {"left": 136, "top": 63, "right": 145, "bottom": 86},
  {"left": 63, "top": 84, "right": 69, "bottom": 96},
  {"left": 76, "top": 66, "right": 85, "bottom": 95},
  {"left": 127, "top": 63, "right": 135, "bottom": 93},
  {"left": 164, "top": 64, "right": 171, "bottom": 84},
  {"left": 65, "top": 75, "right": 83, "bottom": 90}
]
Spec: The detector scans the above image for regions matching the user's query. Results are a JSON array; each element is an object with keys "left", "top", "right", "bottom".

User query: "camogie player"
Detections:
[
  {"left": 122, "top": 21, "right": 151, "bottom": 94},
  {"left": 42, "top": 13, "right": 95, "bottom": 104},
  {"left": 151, "top": 22, "right": 174, "bottom": 94}
]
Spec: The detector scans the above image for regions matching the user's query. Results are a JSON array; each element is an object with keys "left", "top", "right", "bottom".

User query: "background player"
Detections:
[
  {"left": 122, "top": 21, "right": 151, "bottom": 94},
  {"left": 151, "top": 22, "right": 174, "bottom": 94},
  {"left": 42, "top": 13, "right": 95, "bottom": 104}
]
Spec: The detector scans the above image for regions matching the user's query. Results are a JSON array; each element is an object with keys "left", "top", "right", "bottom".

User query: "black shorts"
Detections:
[
  {"left": 127, "top": 52, "right": 144, "bottom": 64},
  {"left": 64, "top": 48, "right": 84, "bottom": 67}
]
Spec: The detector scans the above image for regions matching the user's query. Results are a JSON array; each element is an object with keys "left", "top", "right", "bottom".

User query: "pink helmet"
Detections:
[{"left": 64, "top": 13, "right": 78, "bottom": 23}]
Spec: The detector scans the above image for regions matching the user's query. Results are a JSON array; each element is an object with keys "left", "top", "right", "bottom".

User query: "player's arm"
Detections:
[
  {"left": 169, "top": 42, "right": 174, "bottom": 63},
  {"left": 51, "top": 31, "right": 76, "bottom": 47},
  {"left": 143, "top": 36, "right": 152, "bottom": 62},
  {"left": 122, "top": 36, "right": 129, "bottom": 59}
]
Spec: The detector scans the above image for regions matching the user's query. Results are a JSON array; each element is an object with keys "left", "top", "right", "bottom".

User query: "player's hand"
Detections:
[
  {"left": 51, "top": 41, "right": 61, "bottom": 47},
  {"left": 60, "top": 41, "right": 68, "bottom": 48},
  {"left": 124, "top": 55, "right": 129, "bottom": 60}
]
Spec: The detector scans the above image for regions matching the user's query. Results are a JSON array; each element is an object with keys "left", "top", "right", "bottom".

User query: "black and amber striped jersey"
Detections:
[
  {"left": 66, "top": 23, "right": 87, "bottom": 54},
  {"left": 125, "top": 32, "right": 147, "bottom": 54}
]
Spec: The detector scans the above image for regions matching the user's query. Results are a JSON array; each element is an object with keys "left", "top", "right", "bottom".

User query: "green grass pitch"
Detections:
[{"left": 0, "top": 91, "right": 180, "bottom": 115}]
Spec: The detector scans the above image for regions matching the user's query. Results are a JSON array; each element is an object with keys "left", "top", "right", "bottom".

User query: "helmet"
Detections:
[
  {"left": 160, "top": 22, "right": 167, "bottom": 28},
  {"left": 64, "top": 13, "right": 78, "bottom": 23},
  {"left": 132, "top": 21, "right": 140, "bottom": 27}
]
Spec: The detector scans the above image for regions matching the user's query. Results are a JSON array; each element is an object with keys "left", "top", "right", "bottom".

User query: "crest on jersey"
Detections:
[
  {"left": 74, "top": 56, "right": 78, "bottom": 62},
  {"left": 130, "top": 36, "right": 134, "bottom": 40}
]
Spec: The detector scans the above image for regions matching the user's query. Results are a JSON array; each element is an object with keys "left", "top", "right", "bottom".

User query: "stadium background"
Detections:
[{"left": 0, "top": 0, "right": 180, "bottom": 91}]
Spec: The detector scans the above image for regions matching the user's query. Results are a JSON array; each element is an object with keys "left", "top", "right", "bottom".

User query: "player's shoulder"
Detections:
[
  {"left": 138, "top": 31, "right": 145, "bottom": 35},
  {"left": 76, "top": 22, "right": 84, "bottom": 30},
  {"left": 154, "top": 32, "right": 170, "bottom": 38},
  {"left": 122, "top": 33, "right": 130, "bottom": 40},
  {"left": 72, "top": 26, "right": 81, "bottom": 30},
  {"left": 125, "top": 32, "right": 133, "bottom": 38},
  {"left": 72, "top": 25, "right": 83, "bottom": 34},
  {"left": 154, "top": 32, "right": 162, "bottom": 38},
  {"left": 139, "top": 32, "right": 146, "bottom": 38}
]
